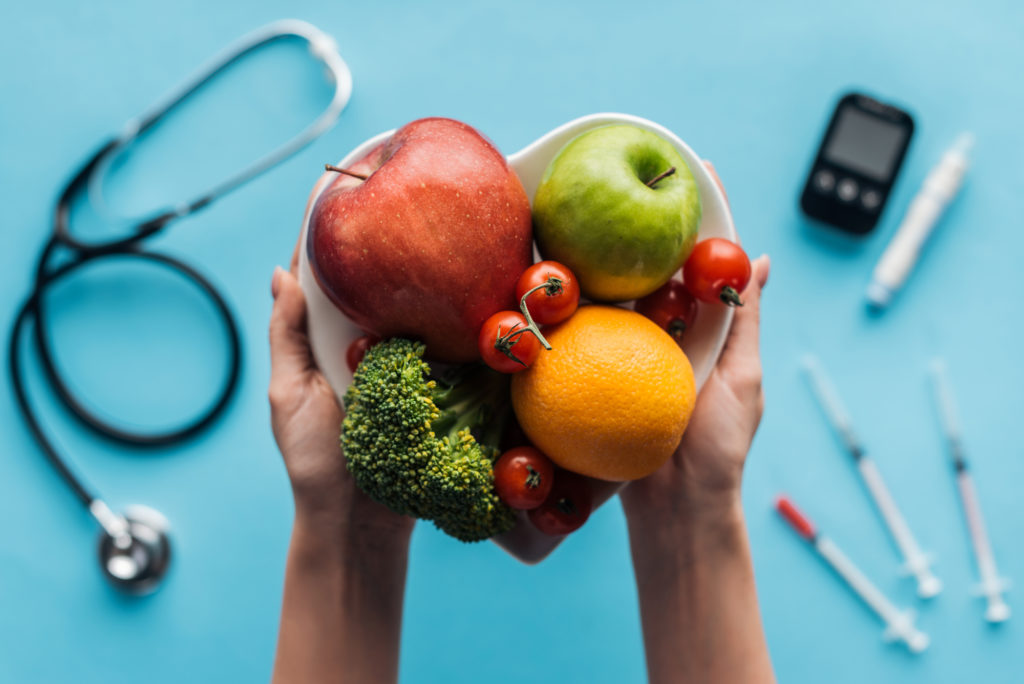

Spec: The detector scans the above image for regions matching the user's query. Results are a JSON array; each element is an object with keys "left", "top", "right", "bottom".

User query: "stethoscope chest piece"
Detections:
[{"left": 97, "top": 505, "right": 171, "bottom": 594}]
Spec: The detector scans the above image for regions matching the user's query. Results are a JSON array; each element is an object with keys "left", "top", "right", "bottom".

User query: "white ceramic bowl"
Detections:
[{"left": 297, "top": 113, "right": 737, "bottom": 563}]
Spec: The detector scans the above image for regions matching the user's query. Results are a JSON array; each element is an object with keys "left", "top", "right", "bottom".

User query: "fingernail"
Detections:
[{"left": 271, "top": 266, "right": 283, "bottom": 299}]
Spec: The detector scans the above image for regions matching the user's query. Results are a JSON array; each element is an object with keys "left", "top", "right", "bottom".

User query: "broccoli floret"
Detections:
[{"left": 341, "top": 338, "right": 516, "bottom": 542}]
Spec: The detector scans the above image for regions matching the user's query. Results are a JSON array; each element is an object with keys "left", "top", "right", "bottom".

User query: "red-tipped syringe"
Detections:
[{"left": 776, "top": 495, "right": 930, "bottom": 653}]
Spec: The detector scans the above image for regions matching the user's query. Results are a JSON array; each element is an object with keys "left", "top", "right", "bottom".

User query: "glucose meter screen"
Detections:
[{"left": 823, "top": 108, "right": 907, "bottom": 181}]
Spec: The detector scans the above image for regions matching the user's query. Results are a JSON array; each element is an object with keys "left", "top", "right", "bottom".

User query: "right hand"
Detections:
[{"left": 621, "top": 162, "right": 769, "bottom": 536}]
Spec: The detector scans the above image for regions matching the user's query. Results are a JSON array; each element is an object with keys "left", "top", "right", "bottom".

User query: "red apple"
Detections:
[{"left": 308, "top": 118, "right": 533, "bottom": 362}]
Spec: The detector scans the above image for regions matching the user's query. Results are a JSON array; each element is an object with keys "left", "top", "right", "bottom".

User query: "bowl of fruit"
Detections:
[{"left": 296, "top": 113, "right": 742, "bottom": 563}]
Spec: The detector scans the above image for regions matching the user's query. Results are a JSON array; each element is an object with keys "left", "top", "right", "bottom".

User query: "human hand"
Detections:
[
  {"left": 620, "top": 163, "right": 769, "bottom": 534},
  {"left": 268, "top": 247, "right": 414, "bottom": 544}
]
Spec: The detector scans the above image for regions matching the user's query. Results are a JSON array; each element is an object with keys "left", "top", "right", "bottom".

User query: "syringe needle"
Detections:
[
  {"left": 930, "top": 360, "right": 1010, "bottom": 623},
  {"left": 802, "top": 355, "right": 941, "bottom": 598},
  {"left": 801, "top": 355, "right": 863, "bottom": 458},
  {"left": 775, "top": 495, "right": 930, "bottom": 653}
]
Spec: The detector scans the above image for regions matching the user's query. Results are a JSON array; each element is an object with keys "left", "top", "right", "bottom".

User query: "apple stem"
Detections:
[
  {"left": 646, "top": 166, "right": 676, "bottom": 188},
  {"left": 518, "top": 283, "right": 554, "bottom": 350},
  {"left": 325, "top": 164, "right": 368, "bottom": 181}
]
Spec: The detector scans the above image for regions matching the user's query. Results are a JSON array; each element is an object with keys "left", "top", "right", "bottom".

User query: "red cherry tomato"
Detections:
[
  {"left": 493, "top": 447, "right": 555, "bottom": 510},
  {"left": 634, "top": 279, "right": 698, "bottom": 343},
  {"left": 478, "top": 311, "right": 541, "bottom": 373},
  {"left": 515, "top": 261, "right": 580, "bottom": 326},
  {"left": 682, "top": 238, "right": 752, "bottom": 306},
  {"left": 346, "top": 334, "right": 380, "bottom": 372},
  {"left": 528, "top": 470, "right": 593, "bottom": 535}
]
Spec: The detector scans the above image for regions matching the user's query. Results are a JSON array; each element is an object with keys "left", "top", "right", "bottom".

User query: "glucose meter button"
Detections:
[
  {"left": 813, "top": 169, "right": 835, "bottom": 193},
  {"left": 837, "top": 178, "right": 859, "bottom": 202},
  {"left": 861, "top": 188, "right": 882, "bottom": 210}
]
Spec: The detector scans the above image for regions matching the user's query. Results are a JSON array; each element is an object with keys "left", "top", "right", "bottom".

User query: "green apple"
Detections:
[{"left": 532, "top": 125, "right": 701, "bottom": 302}]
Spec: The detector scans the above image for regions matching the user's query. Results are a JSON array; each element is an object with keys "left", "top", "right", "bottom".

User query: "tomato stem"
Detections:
[
  {"left": 525, "top": 464, "right": 541, "bottom": 489},
  {"left": 719, "top": 286, "right": 744, "bottom": 307},
  {"left": 556, "top": 497, "right": 577, "bottom": 515},
  {"left": 667, "top": 318, "right": 688, "bottom": 340},
  {"left": 493, "top": 322, "right": 531, "bottom": 367},
  {"left": 518, "top": 280, "right": 557, "bottom": 350},
  {"left": 325, "top": 163, "right": 368, "bottom": 181}
]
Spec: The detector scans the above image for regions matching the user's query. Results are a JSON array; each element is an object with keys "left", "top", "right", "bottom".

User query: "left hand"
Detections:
[{"left": 268, "top": 243, "right": 414, "bottom": 543}]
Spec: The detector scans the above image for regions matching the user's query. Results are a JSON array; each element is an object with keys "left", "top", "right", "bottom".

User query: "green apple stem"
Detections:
[
  {"left": 645, "top": 166, "right": 676, "bottom": 188},
  {"left": 719, "top": 286, "right": 744, "bottom": 306},
  {"left": 518, "top": 282, "right": 556, "bottom": 350},
  {"left": 324, "top": 164, "right": 368, "bottom": 181}
]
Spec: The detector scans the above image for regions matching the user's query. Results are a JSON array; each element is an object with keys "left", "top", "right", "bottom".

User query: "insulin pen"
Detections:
[
  {"left": 802, "top": 356, "right": 941, "bottom": 598},
  {"left": 866, "top": 133, "right": 973, "bottom": 309},
  {"left": 930, "top": 360, "right": 1011, "bottom": 623},
  {"left": 776, "top": 495, "right": 930, "bottom": 653}
]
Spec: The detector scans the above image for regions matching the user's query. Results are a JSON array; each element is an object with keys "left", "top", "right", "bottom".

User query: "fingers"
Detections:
[
  {"left": 716, "top": 255, "right": 770, "bottom": 387},
  {"left": 290, "top": 233, "right": 302, "bottom": 274},
  {"left": 269, "top": 267, "right": 315, "bottom": 397},
  {"left": 702, "top": 160, "right": 730, "bottom": 209}
]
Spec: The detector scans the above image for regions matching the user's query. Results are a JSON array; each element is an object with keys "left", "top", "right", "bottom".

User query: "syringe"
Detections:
[
  {"left": 776, "top": 495, "right": 930, "bottom": 653},
  {"left": 930, "top": 360, "right": 1011, "bottom": 623},
  {"left": 802, "top": 355, "right": 942, "bottom": 598}
]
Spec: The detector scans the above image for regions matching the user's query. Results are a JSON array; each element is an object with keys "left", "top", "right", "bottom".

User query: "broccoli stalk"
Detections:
[{"left": 341, "top": 339, "right": 516, "bottom": 542}]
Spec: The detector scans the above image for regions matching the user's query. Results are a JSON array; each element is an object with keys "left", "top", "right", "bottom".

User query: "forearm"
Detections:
[
  {"left": 272, "top": 514, "right": 410, "bottom": 684},
  {"left": 628, "top": 498, "right": 774, "bottom": 684}
]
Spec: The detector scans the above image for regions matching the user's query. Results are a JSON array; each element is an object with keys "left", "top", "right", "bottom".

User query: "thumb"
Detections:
[
  {"left": 269, "top": 267, "right": 315, "bottom": 385},
  {"left": 716, "top": 255, "right": 770, "bottom": 378}
]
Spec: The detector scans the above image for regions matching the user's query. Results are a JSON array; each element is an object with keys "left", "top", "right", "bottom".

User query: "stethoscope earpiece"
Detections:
[
  {"left": 97, "top": 505, "right": 171, "bottom": 595},
  {"left": 8, "top": 20, "right": 348, "bottom": 597}
]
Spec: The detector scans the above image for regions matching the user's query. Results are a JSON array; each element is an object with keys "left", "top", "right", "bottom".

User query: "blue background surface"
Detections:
[{"left": 2, "top": 1, "right": 1023, "bottom": 681}]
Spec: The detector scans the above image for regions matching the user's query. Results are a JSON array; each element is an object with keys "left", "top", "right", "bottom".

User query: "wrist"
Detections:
[
  {"left": 626, "top": 492, "right": 746, "bottom": 569},
  {"left": 292, "top": 501, "right": 414, "bottom": 563}
]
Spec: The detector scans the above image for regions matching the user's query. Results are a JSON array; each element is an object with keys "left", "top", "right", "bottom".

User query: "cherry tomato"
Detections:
[
  {"left": 346, "top": 334, "right": 380, "bottom": 372},
  {"left": 528, "top": 470, "right": 593, "bottom": 535},
  {"left": 494, "top": 446, "right": 555, "bottom": 510},
  {"left": 682, "top": 238, "right": 752, "bottom": 306},
  {"left": 634, "top": 279, "right": 698, "bottom": 343},
  {"left": 515, "top": 261, "right": 580, "bottom": 326},
  {"left": 478, "top": 311, "right": 541, "bottom": 373}
]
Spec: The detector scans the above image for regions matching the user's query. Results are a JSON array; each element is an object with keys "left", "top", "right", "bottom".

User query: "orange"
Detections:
[{"left": 510, "top": 305, "right": 696, "bottom": 482}]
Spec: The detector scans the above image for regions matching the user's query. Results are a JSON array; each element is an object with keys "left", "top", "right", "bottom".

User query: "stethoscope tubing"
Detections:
[
  {"left": 8, "top": 18, "right": 349, "bottom": 519},
  {"left": 8, "top": 243, "right": 243, "bottom": 506}
]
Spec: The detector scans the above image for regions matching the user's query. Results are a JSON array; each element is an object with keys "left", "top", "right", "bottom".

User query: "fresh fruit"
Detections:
[
  {"left": 308, "top": 118, "right": 533, "bottom": 362},
  {"left": 634, "top": 280, "right": 698, "bottom": 343},
  {"left": 532, "top": 124, "right": 701, "bottom": 302},
  {"left": 478, "top": 311, "right": 541, "bottom": 373},
  {"left": 346, "top": 334, "right": 380, "bottom": 373},
  {"left": 511, "top": 305, "right": 696, "bottom": 481},
  {"left": 683, "top": 238, "right": 751, "bottom": 306},
  {"left": 494, "top": 446, "right": 555, "bottom": 510},
  {"left": 528, "top": 470, "right": 593, "bottom": 535},
  {"left": 515, "top": 261, "right": 580, "bottom": 326}
]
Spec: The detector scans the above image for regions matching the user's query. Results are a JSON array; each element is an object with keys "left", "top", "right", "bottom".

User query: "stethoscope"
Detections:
[{"left": 7, "top": 19, "right": 351, "bottom": 594}]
